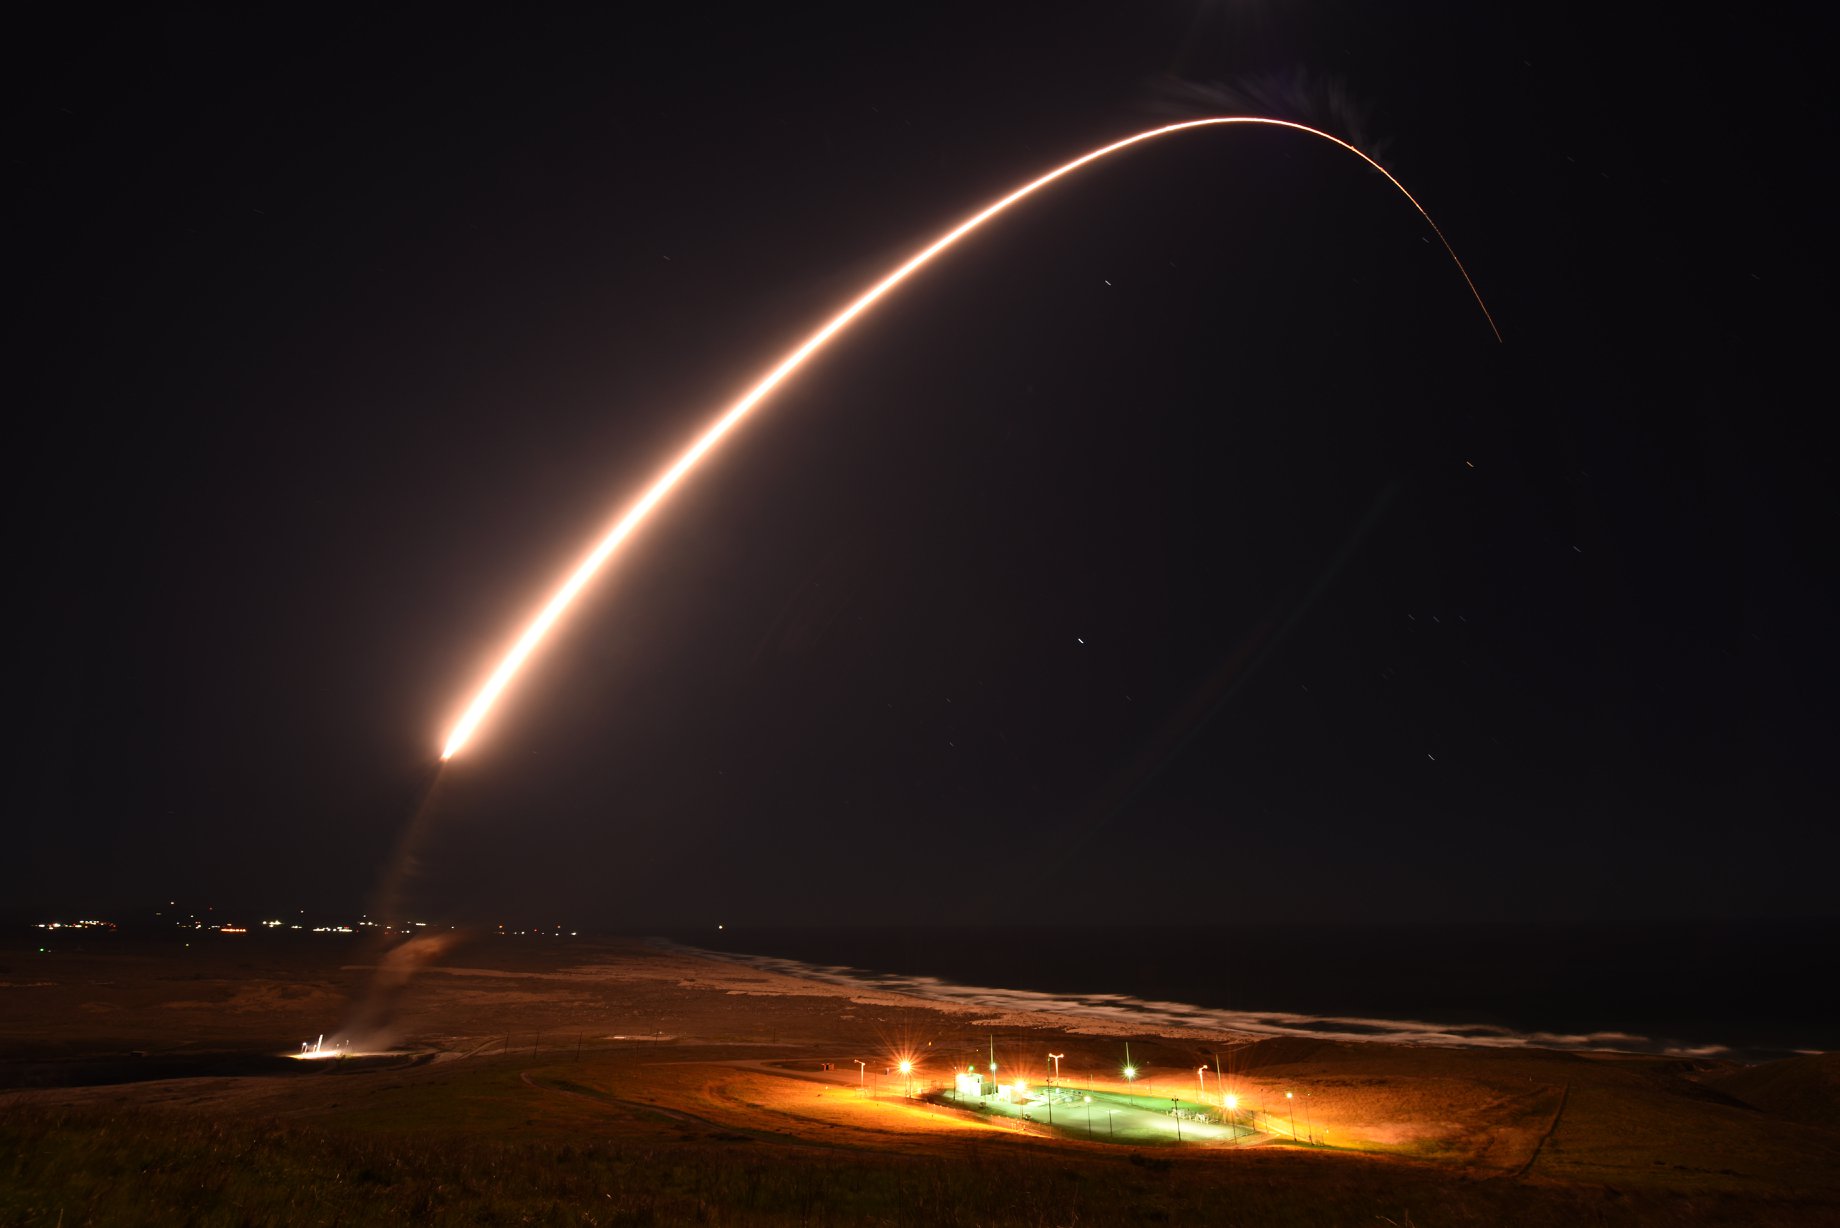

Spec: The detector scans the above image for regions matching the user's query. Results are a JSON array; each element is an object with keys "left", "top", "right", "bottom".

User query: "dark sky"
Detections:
[{"left": 15, "top": 3, "right": 1836, "bottom": 928}]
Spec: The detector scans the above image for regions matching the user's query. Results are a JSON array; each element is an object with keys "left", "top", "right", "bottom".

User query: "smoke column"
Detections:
[
  {"left": 439, "top": 117, "right": 1499, "bottom": 761},
  {"left": 366, "top": 764, "right": 448, "bottom": 928}
]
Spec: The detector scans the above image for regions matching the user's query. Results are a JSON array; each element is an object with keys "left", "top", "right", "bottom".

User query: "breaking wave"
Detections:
[{"left": 666, "top": 941, "right": 1790, "bottom": 1060}]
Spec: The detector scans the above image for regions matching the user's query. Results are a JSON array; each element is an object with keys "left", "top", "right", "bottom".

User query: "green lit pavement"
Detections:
[{"left": 927, "top": 1084, "right": 1262, "bottom": 1147}]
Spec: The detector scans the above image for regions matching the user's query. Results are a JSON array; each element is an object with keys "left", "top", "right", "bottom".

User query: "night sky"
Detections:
[{"left": 16, "top": 4, "right": 1835, "bottom": 929}]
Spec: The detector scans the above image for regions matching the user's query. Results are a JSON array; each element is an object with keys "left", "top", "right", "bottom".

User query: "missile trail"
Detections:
[{"left": 438, "top": 117, "right": 1498, "bottom": 761}]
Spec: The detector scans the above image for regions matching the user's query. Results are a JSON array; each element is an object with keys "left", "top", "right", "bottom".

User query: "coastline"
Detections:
[
  {"left": 661, "top": 937, "right": 1819, "bottom": 1062},
  {"left": 6, "top": 931, "right": 1839, "bottom": 1225}
]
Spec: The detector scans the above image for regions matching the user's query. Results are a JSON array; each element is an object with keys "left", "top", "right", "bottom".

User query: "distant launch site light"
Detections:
[{"left": 437, "top": 117, "right": 1499, "bottom": 761}]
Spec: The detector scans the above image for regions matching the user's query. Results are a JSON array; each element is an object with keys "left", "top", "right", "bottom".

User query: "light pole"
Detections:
[
  {"left": 1198, "top": 1066, "right": 1207, "bottom": 1107},
  {"left": 1106, "top": 1110, "right": 1116, "bottom": 1140},
  {"left": 1285, "top": 1091, "right": 1297, "bottom": 1142},
  {"left": 854, "top": 1059, "right": 866, "bottom": 1093},
  {"left": 898, "top": 1059, "right": 913, "bottom": 1098},
  {"left": 1224, "top": 1093, "right": 1239, "bottom": 1141},
  {"left": 1048, "top": 1052, "right": 1063, "bottom": 1085},
  {"left": 1084, "top": 1095, "right": 1093, "bottom": 1135},
  {"left": 1172, "top": 1098, "right": 1182, "bottom": 1143}
]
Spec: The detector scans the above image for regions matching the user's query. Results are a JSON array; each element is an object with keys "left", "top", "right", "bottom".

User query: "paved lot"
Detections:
[{"left": 929, "top": 1082, "right": 1259, "bottom": 1146}]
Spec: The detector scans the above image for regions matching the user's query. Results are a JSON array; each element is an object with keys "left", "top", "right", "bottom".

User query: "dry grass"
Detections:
[{"left": 10, "top": 1096, "right": 1840, "bottom": 1227}]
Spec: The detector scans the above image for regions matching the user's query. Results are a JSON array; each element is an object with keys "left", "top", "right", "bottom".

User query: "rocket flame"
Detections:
[{"left": 439, "top": 117, "right": 1497, "bottom": 760}]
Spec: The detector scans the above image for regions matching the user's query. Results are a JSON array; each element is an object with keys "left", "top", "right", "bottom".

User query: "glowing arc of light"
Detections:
[{"left": 439, "top": 116, "right": 1498, "bottom": 760}]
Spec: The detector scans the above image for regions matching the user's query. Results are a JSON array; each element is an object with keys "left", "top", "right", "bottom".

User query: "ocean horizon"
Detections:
[{"left": 665, "top": 919, "right": 1837, "bottom": 1062}]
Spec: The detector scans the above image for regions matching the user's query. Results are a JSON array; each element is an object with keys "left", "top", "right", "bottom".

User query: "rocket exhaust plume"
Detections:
[
  {"left": 338, "top": 930, "right": 466, "bottom": 1054},
  {"left": 297, "top": 772, "right": 461, "bottom": 1060},
  {"left": 439, "top": 117, "right": 1499, "bottom": 760}
]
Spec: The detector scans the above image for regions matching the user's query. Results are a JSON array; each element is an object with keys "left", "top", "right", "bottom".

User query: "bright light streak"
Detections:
[{"left": 439, "top": 117, "right": 1498, "bottom": 760}]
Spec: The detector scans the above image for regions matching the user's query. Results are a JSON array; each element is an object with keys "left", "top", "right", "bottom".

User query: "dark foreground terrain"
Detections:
[{"left": 4, "top": 935, "right": 1837, "bottom": 1225}]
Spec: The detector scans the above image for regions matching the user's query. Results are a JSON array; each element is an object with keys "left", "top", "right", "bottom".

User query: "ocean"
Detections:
[{"left": 672, "top": 919, "right": 1838, "bottom": 1061}]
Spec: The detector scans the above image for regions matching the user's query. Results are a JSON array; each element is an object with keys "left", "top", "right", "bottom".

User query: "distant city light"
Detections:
[{"left": 29, "top": 912, "right": 573, "bottom": 941}]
